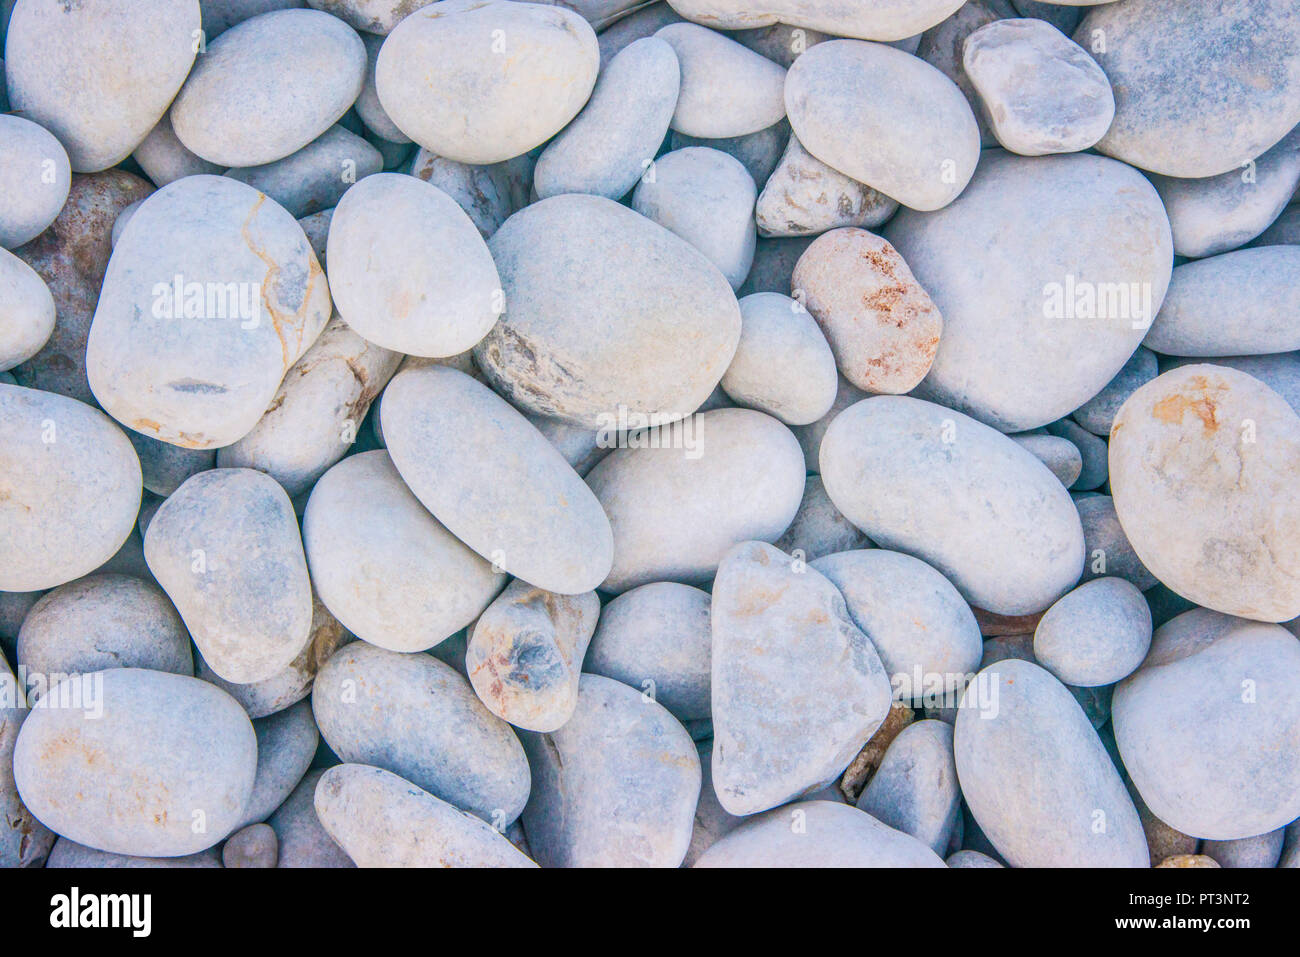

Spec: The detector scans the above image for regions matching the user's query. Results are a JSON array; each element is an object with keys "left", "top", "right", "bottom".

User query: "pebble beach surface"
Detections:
[{"left": 2, "top": 0, "right": 1300, "bottom": 870}]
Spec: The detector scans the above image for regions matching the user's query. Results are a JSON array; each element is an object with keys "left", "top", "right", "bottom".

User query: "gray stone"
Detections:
[
  {"left": 914, "top": 0, "right": 1017, "bottom": 149},
  {"left": 791, "top": 372, "right": 866, "bottom": 472},
  {"left": 17, "top": 574, "right": 191, "bottom": 703},
  {"left": 1076, "top": 494, "right": 1158, "bottom": 591},
  {"left": 738, "top": 234, "right": 813, "bottom": 296},
  {"left": 312, "top": 642, "right": 531, "bottom": 823},
  {"left": 237, "top": 700, "right": 318, "bottom": 829},
  {"left": 785, "top": 40, "right": 979, "bottom": 211},
  {"left": 773, "top": 475, "right": 871, "bottom": 562},
  {"left": 655, "top": 23, "right": 785, "bottom": 138},
  {"left": 955, "top": 658, "right": 1148, "bottom": 866},
  {"left": 1010, "top": 433, "right": 1083, "bottom": 487},
  {"left": 820, "top": 395, "right": 1085, "bottom": 615},
  {"left": 266, "top": 768, "right": 353, "bottom": 867},
  {"left": 1203, "top": 829, "right": 1285, "bottom": 869},
  {"left": 1079, "top": 0, "right": 1300, "bottom": 178},
  {"left": 1114, "top": 617, "right": 1300, "bottom": 839},
  {"left": 127, "top": 432, "right": 216, "bottom": 497},
  {"left": 671, "top": 120, "right": 789, "bottom": 191},
  {"left": 171, "top": 8, "right": 366, "bottom": 167},
  {"left": 584, "top": 581, "right": 712, "bottom": 722},
  {"left": 755, "top": 134, "right": 898, "bottom": 238},
  {"left": 4, "top": 0, "right": 199, "bottom": 172},
  {"left": 0, "top": 247, "right": 55, "bottom": 372},
  {"left": 663, "top": 0, "right": 965, "bottom": 42},
  {"left": 963, "top": 17, "right": 1114, "bottom": 156},
  {"left": 946, "top": 849, "right": 1004, "bottom": 868},
  {"left": 145, "top": 468, "right": 313, "bottom": 684},
  {"left": 520, "top": 673, "right": 700, "bottom": 867},
  {"left": 381, "top": 364, "right": 614, "bottom": 594},
  {"left": 1046, "top": 417, "right": 1107, "bottom": 490},
  {"left": 694, "top": 800, "right": 947, "bottom": 867},
  {"left": 1033, "top": 577, "right": 1151, "bottom": 687},
  {"left": 306, "top": 0, "right": 436, "bottom": 34},
  {"left": 535, "top": 37, "right": 680, "bottom": 200},
  {"left": 0, "top": 651, "right": 53, "bottom": 867},
  {"left": 225, "top": 125, "right": 383, "bottom": 219},
  {"left": 466, "top": 580, "right": 600, "bottom": 732},
  {"left": 314, "top": 763, "right": 536, "bottom": 867},
  {"left": 217, "top": 317, "right": 401, "bottom": 497},
  {"left": 87, "top": 175, "right": 331, "bottom": 449},
  {"left": 14, "top": 669, "right": 257, "bottom": 857},
  {"left": 633, "top": 147, "right": 756, "bottom": 291},
  {"left": 855, "top": 719, "right": 960, "bottom": 855},
  {"left": 355, "top": 30, "right": 409, "bottom": 143},
  {"left": 1162, "top": 352, "right": 1300, "bottom": 414},
  {"left": 1072, "top": 346, "right": 1157, "bottom": 436},
  {"left": 597, "top": 2, "right": 684, "bottom": 67},
  {"left": 132, "top": 112, "right": 226, "bottom": 188},
  {"left": 720, "top": 292, "right": 837, "bottom": 425},
  {"left": 1144, "top": 247, "right": 1300, "bottom": 357},
  {"left": 0, "top": 385, "right": 142, "bottom": 592},
  {"left": 47, "top": 838, "right": 221, "bottom": 868},
  {"left": 0, "top": 115, "right": 71, "bottom": 249},
  {"left": 1110, "top": 365, "right": 1300, "bottom": 621},
  {"left": 885, "top": 149, "right": 1172, "bottom": 432},
  {"left": 201, "top": 1, "right": 307, "bottom": 37},
  {"left": 223, "top": 822, "right": 278, "bottom": 867},
  {"left": 711, "top": 541, "right": 892, "bottom": 815},
  {"left": 474, "top": 193, "right": 741, "bottom": 428},
  {"left": 376, "top": 1, "right": 598, "bottom": 164},
  {"left": 407, "top": 150, "right": 515, "bottom": 239},
  {"left": 303, "top": 451, "right": 505, "bottom": 653},
  {"left": 812, "top": 549, "right": 983, "bottom": 696},
  {"left": 586, "top": 408, "right": 805, "bottom": 592}
]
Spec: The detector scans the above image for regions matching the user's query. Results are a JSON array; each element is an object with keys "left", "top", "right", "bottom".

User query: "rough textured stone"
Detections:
[
  {"left": 755, "top": 134, "right": 898, "bottom": 238},
  {"left": 223, "top": 822, "right": 278, "bottom": 867},
  {"left": 466, "top": 580, "right": 599, "bottom": 732},
  {"left": 0, "top": 651, "right": 54, "bottom": 867}
]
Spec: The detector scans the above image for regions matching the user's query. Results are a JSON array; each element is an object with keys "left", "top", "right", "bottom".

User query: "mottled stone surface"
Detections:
[{"left": 755, "top": 134, "right": 898, "bottom": 238}]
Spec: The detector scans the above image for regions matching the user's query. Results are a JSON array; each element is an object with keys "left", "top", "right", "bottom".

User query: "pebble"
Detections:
[
  {"left": 87, "top": 175, "right": 331, "bottom": 449},
  {"left": 314, "top": 763, "right": 535, "bottom": 867},
  {"left": 671, "top": 121, "right": 789, "bottom": 190},
  {"left": 327, "top": 172, "right": 501, "bottom": 358},
  {"left": 217, "top": 317, "right": 401, "bottom": 496},
  {"left": 755, "top": 134, "right": 898, "bottom": 238},
  {"left": 655, "top": 23, "right": 786, "bottom": 138},
  {"left": 0, "top": 651, "right": 54, "bottom": 867},
  {"left": 664, "top": 0, "right": 964, "bottom": 42},
  {"left": 170, "top": 8, "right": 366, "bottom": 168},
  {"left": 1071, "top": 346, "right": 1158, "bottom": 437},
  {"left": 519, "top": 673, "right": 700, "bottom": 867},
  {"left": 711, "top": 541, "right": 892, "bottom": 815},
  {"left": 14, "top": 669, "right": 257, "bottom": 857},
  {"left": 1110, "top": 365, "right": 1300, "bottom": 621},
  {"left": 947, "top": 849, "right": 1004, "bottom": 868},
  {"left": 1081, "top": 0, "right": 1300, "bottom": 178},
  {"left": 632, "top": 147, "right": 757, "bottom": 290},
  {"left": 376, "top": 1, "right": 599, "bottom": 164},
  {"left": 266, "top": 769, "right": 354, "bottom": 868},
  {"left": 1033, "top": 578, "right": 1152, "bottom": 687},
  {"left": 312, "top": 642, "right": 531, "bottom": 824},
  {"left": 144, "top": 468, "right": 313, "bottom": 684},
  {"left": 303, "top": 450, "right": 505, "bottom": 652},
  {"left": 1115, "top": 615, "right": 1300, "bottom": 839},
  {"left": 954, "top": 659, "right": 1149, "bottom": 867},
  {"left": 380, "top": 363, "right": 614, "bottom": 594},
  {"left": 583, "top": 581, "right": 712, "bottom": 723},
  {"left": 586, "top": 408, "right": 805, "bottom": 592},
  {"left": 963, "top": 17, "right": 1114, "bottom": 156},
  {"left": 474, "top": 193, "right": 741, "bottom": 428},
  {"left": 820, "top": 395, "right": 1085, "bottom": 615},
  {"left": 694, "top": 800, "right": 946, "bottom": 867},
  {"left": 237, "top": 700, "right": 318, "bottom": 829},
  {"left": 785, "top": 39, "right": 979, "bottom": 211},
  {"left": 0, "top": 247, "right": 56, "bottom": 372},
  {"left": 225, "top": 125, "right": 384, "bottom": 219},
  {"left": 1075, "top": 494, "right": 1158, "bottom": 591},
  {"left": 1144, "top": 246, "right": 1300, "bottom": 357},
  {"left": 1202, "top": 829, "right": 1286, "bottom": 869},
  {"left": 0, "top": 385, "right": 142, "bottom": 592},
  {"left": 811, "top": 548, "right": 983, "bottom": 694},
  {"left": 0, "top": 114, "right": 71, "bottom": 249},
  {"left": 465, "top": 581, "right": 600, "bottom": 732},
  {"left": 773, "top": 475, "right": 872, "bottom": 561},
  {"left": 885, "top": 149, "right": 1172, "bottom": 432},
  {"left": 223, "top": 823, "right": 279, "bottom": 867},
  {"left": 16, "top": 574, "right": 192, "bottom": 702},
  {"left": 719, "top": 292, "right": 837, "bottom": 425},
  {"left": 535, "top": 37, "right": 681, "bottom": 201},
  {"left": 4, "top": 0, "right": 199, "bottom": 172},
  {"left": 792, "top": 227, "right": 943, "bottom": 394},
  {"left": 855, "top": 719, "right": 960, "bottom": 855},
  {"left": 1010, "top": 433, "right": 1082, "bottom": 487}
]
